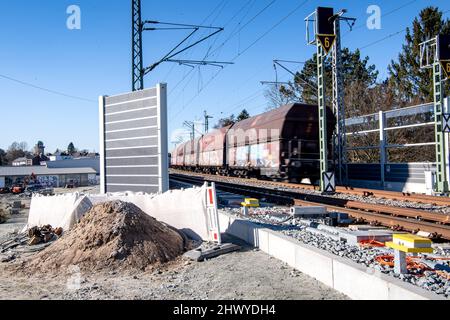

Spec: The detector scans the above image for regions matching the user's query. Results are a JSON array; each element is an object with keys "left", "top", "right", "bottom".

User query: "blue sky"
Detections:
[{"left": 0, "top": 0, "right": 448, "bottom": 153}]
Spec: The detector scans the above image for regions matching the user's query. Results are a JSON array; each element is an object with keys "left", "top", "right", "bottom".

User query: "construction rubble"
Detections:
[
  {"left": 27, "top": 225, "right": 63, "bottom": 246},
  {"left": 0, "top": 205, "right": 9, "bottom": 224}
]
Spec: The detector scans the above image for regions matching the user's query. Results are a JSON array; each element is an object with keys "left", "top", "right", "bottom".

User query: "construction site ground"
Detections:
[{"left": 0, "top": 187, "right": 347, "bottom": 300}]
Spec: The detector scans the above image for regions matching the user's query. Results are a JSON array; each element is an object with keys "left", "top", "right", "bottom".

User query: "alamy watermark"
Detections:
[
  {"left": 367, "top": 5, "right": 381, "bottom": 30},
  {"left": 67, "top": 5, "right": 81, "bottom": 30},
  {"left": 66, "top": 265, "right": 82, "bottom": 291}
]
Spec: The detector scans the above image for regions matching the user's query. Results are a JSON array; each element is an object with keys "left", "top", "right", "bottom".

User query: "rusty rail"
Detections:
[
  {"left": 294, "top": 199, "right": 450, "bottom": 240},
  {"left": 170, "top": 172, "right": 450, "bottom": 240},
  {"left": 171, "top": 169, "right": 450, "bottom": 206}
]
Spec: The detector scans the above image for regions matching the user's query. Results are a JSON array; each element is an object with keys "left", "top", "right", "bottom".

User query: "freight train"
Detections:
[{"left": 170, "top": 103, "right": 336, "bottom": 183}]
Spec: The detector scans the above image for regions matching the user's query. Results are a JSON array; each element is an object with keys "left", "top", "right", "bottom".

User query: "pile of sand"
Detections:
[{"left": 25, "top": 201, "right": 185, "bottom": 272}]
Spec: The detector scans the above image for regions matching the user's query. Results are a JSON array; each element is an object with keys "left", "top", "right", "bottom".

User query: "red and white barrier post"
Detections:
[{"left": 205, "top": 182, "right": 222, "bottom": 244}]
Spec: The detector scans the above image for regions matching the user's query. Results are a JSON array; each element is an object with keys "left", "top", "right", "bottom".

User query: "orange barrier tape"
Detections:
[
  {"left": 359, "top": 240, "right": 385, "bottom": 248},
  {"left": 375, "top": 255, "right": 450, "bottom": 280}
]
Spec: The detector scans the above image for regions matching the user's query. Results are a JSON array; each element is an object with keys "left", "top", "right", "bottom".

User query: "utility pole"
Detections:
[
  {"left": 305, "top": 7, "right": 354, "bottom": 193},
  {"left": 419, "top": 35, "right": 450, "bottom": 193},
  {"left": 204, "top": 111, "right": 213, "bottom": 133},
  {"left": 305, "top": 7, "right": 336, "bottom": 193},
  {"left": 183, "top": 121, "right": 195, "bottom": 141},
  {"left": 131, "top": 0, "right": 230, "bottom": 91},
  {"left": 132, "top": 0, "right": 144, "bottom": 91},
  {"left": 331, "top": 10, "right": 355, "bottom": 187}
]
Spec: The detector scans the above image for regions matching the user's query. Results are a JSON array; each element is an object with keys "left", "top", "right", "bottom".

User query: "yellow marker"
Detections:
[
  {"left": 386, "top": 234, "right": 433, "bottom": 253},
  {"left": 241, "top": 198, "right": 260, "bottom": 208}
]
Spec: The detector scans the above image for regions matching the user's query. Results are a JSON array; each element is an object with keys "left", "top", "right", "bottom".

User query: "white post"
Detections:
[
  {"left": 157, "top": 83, "right": 169, "bottom": 193},
  {"left": 98, "top": 96, "right": 106, "bottom": 194},
  {"left": 379, "top": 111, "right": 386, "bottom": 189},
  {"left": 394, "top": 250, "right": 408, "bottom": 274}
]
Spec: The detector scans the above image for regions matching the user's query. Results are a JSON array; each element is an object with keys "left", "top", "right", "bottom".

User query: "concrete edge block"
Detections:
[
  {"left": 294, "top": 244, "right": 334, "bottom": 287},
  {"left": 217, "top": 211, "right": 447, "bottom": 300},
  {"left": 332, "top": 258, "right": 390, "bottom": 300},
  {"left": 332, "top": 255, "right": 447, "bottom": 300},
  {"left": 381, "top": 273, "right": 447, "bottom": 300},
  {"left": 256, "top": 228, "right": 270, "bottom": 253},
  {"left": 267, "top": 231, "right": 296, "bottom": 267}
]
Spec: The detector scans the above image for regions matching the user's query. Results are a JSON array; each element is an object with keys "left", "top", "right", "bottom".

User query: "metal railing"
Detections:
[{"left": 344, "top": 99, "right": 450, "bottom": 187}]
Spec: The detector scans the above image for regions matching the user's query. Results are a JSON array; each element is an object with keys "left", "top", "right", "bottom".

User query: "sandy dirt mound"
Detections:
[{"left": 24, "top": 201, "right": 185, "bottom": 272}]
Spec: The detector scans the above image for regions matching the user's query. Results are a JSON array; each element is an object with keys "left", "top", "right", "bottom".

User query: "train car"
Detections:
[
  {"left": 197, "top": 126, "right": 230, "bottom": 174},
  {"left": 225, "top": 103, "right": 335, "bottom": 182},
  {"left": 170, "top": 102, "right": 336, "bottom": 183},
  {"left": 171, "top": 143, "right": 182, "bottom": 167},
  {"left": 183, "top": 137, "right": 201, "bottom": 170}
]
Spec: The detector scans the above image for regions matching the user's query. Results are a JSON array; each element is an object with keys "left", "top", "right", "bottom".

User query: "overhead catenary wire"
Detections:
[
  {"left": 172, "top": 0, "right": 309, "bottom": 118},
  {"left": 359, "top": 8, "right": 450, "bottom": 50},
  {"left": 163, "top": 0, "right": 228, "bottom": 84},
  {"left": 168, "top": 0, "right": 266, "bottom": 98},
  {"left": 169, "top": 0, "right": 280, "bottom": 116},
  {"left": 342, "top": 0, "right": 419, "bottom": 38},
  {"left": 0, "top": 73, "right": 96, "bottom": 103},
  {"left": 207, "top": 0, "right": 276, "bottom": 58},
  {"left": 203, "top": 0, "right": 257, "bottom": 60},
  {"left": 142, "top": 22, "right": 225, "bottom": 75}
]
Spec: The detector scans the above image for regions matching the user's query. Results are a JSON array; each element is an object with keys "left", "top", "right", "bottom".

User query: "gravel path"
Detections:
[{"left": 0, "top": 235, "right": 348, "bottom": 300}]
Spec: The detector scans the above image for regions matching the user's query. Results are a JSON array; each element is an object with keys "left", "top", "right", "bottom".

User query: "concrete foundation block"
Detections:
[
  {"left": 256, "top": 228, "right": 270, "bottom": 253},
  {"left": 267, "top": 232, "right": 296, "bottom": 268},
  {"left": 246, "top": 222, "right": 263, "bottom": 247},
  {"left": 294, "top": 244, "right": 334, "bottom": 287},
  {"left": 387, "top": 280, "right": 435, "bottom": 300},
  {"left": 226, "top": 219, "right": 249, "bottom": 242},
  {"left": 339, "top": 230, "right": 393, "bottom": 246},
  {"left": 332, "top": 259, "right": 389, "bottom": 300},
  {"left": 290, "top": 206, "right": 327, "bottom": 218}
]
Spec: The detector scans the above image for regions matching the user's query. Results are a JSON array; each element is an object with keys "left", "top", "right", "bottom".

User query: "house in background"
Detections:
[
  {"left": 0, "top": 165, "right": 98, "bottom": 188},
  {"left": 46, "top": 156, "right": 100, "bottom": 174},
  {"left": 12, "top": 156, "right": 33, "bottom": 167}
]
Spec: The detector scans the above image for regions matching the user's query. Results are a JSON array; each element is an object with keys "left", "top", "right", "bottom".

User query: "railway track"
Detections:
[
  {"left": 170, "top": 169, "right": 450, "bottom": 207},
  {"left": 170, "top": 172, "right": 450, "bottom": 240}
]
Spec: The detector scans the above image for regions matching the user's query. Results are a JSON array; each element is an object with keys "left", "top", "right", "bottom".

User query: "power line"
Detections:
[
  {"left": 163, "top": 1, "right": 228, "bottom": 83},
  {"left": 359, "top": 8, "right": 450, "bottom": 50},
  {"left": 232, "top": 1, "right": 308, "bottom": 61},
  {"left": 204, "top": 0, "right": 257, "bottom": 60},
  {"left": 167, "top": 0, "right": 260, "bottom": 99},
  {"left": 208, "top": 0, "right": 278, "bottom": 57},
  {"left": 0, "top": 73, "right": 96, "bottom": 103},
  {"left": 176, "top": 0, "right": 309, "bottom": 114},
  {"left": 342, "top": 0, "right": 418, "bottom": 38}
]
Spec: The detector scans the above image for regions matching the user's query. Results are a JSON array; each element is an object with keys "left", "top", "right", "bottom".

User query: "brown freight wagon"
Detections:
[
  {"left": 225, "top": 103, "right": 335, "bottom": 182},
  {"left": 170, "top": 103, "right": 336, "bottom": 183}
]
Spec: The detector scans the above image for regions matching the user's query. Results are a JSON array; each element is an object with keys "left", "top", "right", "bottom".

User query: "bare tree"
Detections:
[{"left": 264, "top": 83, "right": 301, "bottom": 111}]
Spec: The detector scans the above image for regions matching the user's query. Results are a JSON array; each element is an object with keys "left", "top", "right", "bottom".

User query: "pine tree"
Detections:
[
  {"left": 214, "top": 115, "right": 235, "bottom": 129},
  {"left": 67, "top": 142, "right": 76, "bottom": 155},
  {"left": 272, "top": 48, "right": 378, "bottom": 107},
  {"left": 388, "top": 7, "right": 450, "bottom": 105},
  {"left": 236, "top": 109, "right": 250, "bottom": 122}
]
